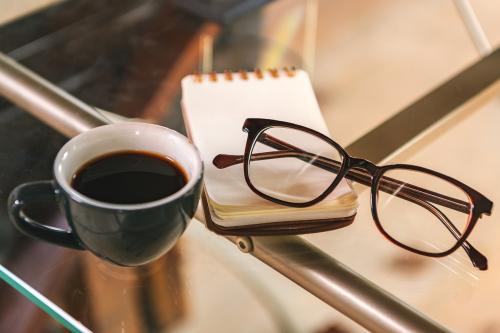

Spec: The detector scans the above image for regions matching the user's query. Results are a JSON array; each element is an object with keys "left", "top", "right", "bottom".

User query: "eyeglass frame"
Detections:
[{"left": 213, "top": 118, "right": 494, "bottom": 270}]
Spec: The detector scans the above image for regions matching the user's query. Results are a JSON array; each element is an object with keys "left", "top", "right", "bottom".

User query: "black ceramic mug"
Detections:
[{"left": 8, "top": 122, "right": 203, "bottom": 266}]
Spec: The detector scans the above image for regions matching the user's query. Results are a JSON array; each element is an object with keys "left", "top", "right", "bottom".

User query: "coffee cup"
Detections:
[{"left": 8, "top": 122, "right": 203, "bottom": 266}]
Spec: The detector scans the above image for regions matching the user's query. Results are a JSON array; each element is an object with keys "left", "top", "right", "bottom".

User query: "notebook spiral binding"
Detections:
[{"left": 193, "top": 67, "right": 296, "bottom": 83}]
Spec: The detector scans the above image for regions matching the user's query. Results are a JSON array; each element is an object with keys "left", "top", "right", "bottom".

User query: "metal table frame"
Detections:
[{"left": 2, "top": 48, "right": 498, "bottom": 332}]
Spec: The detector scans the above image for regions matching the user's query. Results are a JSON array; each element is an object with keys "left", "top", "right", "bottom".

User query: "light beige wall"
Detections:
[{"left": 0, "top": 0, "right": 62, "bottom": 25}]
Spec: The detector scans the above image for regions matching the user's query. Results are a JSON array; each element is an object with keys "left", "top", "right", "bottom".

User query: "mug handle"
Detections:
[{"left": 8, "top": 180, "right": 84, "bottom": 250}]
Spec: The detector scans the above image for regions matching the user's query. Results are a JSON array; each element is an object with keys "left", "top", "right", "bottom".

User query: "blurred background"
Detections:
[{"left": 0, "top": 1, "right": 499, "bottom": 332}]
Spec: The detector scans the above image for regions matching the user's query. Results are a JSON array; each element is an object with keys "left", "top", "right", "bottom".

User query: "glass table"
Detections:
[{"left": 1, "top": 1, "right": 499, "bottom": 332}]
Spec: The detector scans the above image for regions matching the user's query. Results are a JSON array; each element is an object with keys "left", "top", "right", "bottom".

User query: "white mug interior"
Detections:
[{"left": 54, "top": 122, "right": 203, "bottom": 210}]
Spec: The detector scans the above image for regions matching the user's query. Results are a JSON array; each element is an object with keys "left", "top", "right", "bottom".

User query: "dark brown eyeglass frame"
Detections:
[{"left": 213, "top": 118, "right": 494, "bottom": 270}]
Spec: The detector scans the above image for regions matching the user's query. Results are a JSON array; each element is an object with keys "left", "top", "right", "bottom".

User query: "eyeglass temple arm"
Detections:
[
  {"left": 263, "top": 134, "right": 471, "bottom": 213},
  {"left": 213, "top": 136, "right": 470, "bottom": 214}
]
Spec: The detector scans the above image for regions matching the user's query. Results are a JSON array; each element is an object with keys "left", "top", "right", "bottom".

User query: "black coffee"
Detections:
[{"left": 71, "top": 151, "right": 187, "bottom": 204}]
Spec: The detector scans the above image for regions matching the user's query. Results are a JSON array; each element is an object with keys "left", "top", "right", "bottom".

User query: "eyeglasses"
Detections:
[{"left": 213, "top": 118, "right": 494, "bottom": 270}]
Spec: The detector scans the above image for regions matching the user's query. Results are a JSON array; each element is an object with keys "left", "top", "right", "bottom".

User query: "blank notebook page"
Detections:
[{"left": 181, "top": 70, "right": 357, "bottom": 226}]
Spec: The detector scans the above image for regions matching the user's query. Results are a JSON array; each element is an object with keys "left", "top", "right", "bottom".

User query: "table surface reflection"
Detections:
[{"left": 0, "top": 1, "right": 499, "bottom": 332}]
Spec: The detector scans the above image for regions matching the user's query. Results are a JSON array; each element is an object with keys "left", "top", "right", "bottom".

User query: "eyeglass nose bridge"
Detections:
[{"left": 348, "top": 157, "right": 378, "bottom": 176}]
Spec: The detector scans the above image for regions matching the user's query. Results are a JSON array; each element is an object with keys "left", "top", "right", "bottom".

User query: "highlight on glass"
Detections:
[{"left": 213, "top": 118, "right": 494, "bottom": 270}]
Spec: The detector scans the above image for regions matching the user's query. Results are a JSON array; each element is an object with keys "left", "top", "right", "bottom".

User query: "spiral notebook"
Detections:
[{"left": 181, "top": 69, "right": 358, "bottom": 235}]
